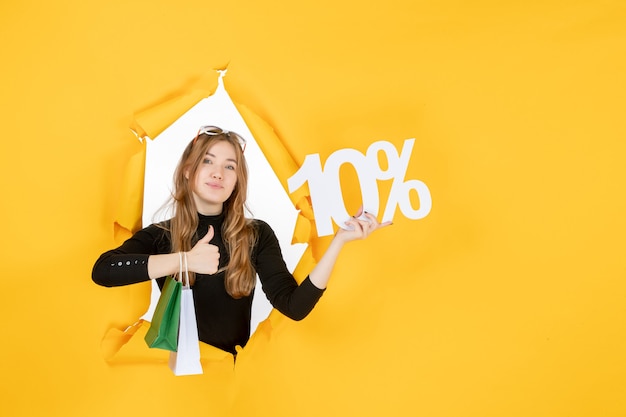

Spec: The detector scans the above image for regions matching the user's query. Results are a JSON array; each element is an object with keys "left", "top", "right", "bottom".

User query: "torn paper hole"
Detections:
[{"left": 140, "top": 71, "right": 307, "bottom": 335}]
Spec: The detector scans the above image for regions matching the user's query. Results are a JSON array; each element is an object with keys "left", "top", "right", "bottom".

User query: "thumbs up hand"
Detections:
[{"left": 186, "top": 225, "right": 220, "bottom": 275}]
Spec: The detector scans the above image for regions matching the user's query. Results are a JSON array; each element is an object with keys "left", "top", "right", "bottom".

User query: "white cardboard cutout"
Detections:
[{"left": 288, "top": 138, "right": 432, "bottom": 236}]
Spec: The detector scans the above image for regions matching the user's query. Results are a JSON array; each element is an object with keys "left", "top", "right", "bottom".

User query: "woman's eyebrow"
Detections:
[{"left": 206, "top": 152, "right": 238, "bottom": 164}]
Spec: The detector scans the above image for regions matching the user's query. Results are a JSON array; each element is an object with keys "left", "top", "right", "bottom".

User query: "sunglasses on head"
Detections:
[{"left": 192, "top": 125, "right": 247, "bottom": 153}]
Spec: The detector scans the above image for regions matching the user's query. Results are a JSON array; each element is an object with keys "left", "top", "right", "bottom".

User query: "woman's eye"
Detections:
[
  {"left": 226, "top": 165, "right": 235, "bottom": 170},
  {"left": 203, "top": 158, "right": 212, "bottom": 164}
]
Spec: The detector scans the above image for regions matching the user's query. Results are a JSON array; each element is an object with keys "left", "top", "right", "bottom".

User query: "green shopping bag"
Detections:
[{"left": 144, "top": 276, "right": 182, "bottom": 351}]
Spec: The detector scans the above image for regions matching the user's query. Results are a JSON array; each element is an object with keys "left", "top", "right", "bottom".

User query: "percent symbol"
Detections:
[{"left": 368, "top": 139, "right": 432, "bottom": 225}]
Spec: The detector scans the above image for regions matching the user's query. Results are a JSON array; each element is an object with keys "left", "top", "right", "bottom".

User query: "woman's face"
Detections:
[{"left": 190, "top": 140, "right": 238, "bottom": 215}]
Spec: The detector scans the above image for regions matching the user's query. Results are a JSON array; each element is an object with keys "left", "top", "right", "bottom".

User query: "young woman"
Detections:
[{"left": 92, "top": 126, "right": 389, "bottom": 355}]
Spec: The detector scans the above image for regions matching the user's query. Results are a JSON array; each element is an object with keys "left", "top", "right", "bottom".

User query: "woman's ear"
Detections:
[{"left": 184, "top": 169, "right": 189, "bottom": 180}]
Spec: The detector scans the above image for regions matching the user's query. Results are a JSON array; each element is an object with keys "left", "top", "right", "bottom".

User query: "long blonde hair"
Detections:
[{"left": 166, "top": 127, "right": 257, "bottom": 298}]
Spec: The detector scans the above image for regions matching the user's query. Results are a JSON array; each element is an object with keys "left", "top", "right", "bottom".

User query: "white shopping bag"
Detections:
[{"left": 169, "top": 253, "right": 203, "bottom": 376}]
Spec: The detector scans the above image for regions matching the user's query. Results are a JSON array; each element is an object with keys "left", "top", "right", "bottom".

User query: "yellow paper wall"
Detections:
[{"left": 1, "top": 1, "right": 625, "bottom": 416}]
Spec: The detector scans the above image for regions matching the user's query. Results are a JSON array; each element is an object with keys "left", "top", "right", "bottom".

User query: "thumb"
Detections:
[{"left": 198, "top": 225, "right": 215, "bottom": 244}]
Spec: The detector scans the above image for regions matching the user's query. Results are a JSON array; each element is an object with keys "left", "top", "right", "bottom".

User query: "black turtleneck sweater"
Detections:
[{"left": 92, "top": 213, "right": 324, "bottom": 354}]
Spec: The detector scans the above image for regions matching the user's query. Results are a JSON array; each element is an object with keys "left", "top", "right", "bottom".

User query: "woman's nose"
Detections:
[{"left": 211, "top": 168, "right": 223, "bottom": 179}]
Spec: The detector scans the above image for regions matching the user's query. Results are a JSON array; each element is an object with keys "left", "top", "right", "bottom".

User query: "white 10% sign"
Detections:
[{"left": 287, "top": 139, "right": 432, "bottom": 237}]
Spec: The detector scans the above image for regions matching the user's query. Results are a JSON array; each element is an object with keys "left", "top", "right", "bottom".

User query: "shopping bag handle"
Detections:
[
  {"left": 182, "top": 252, "right": 191, "bottom": 289},
  {"left": 176, "top": 251, "right": 183, "bottom": 282}
]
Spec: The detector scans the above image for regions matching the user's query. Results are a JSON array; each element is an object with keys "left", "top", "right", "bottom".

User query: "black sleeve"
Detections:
[
  {"left": 252, "top": 220, "right": 325, "bottom": 321},
  {"left": 92, "top": 224, "right": 169, "bottom": 287}
]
